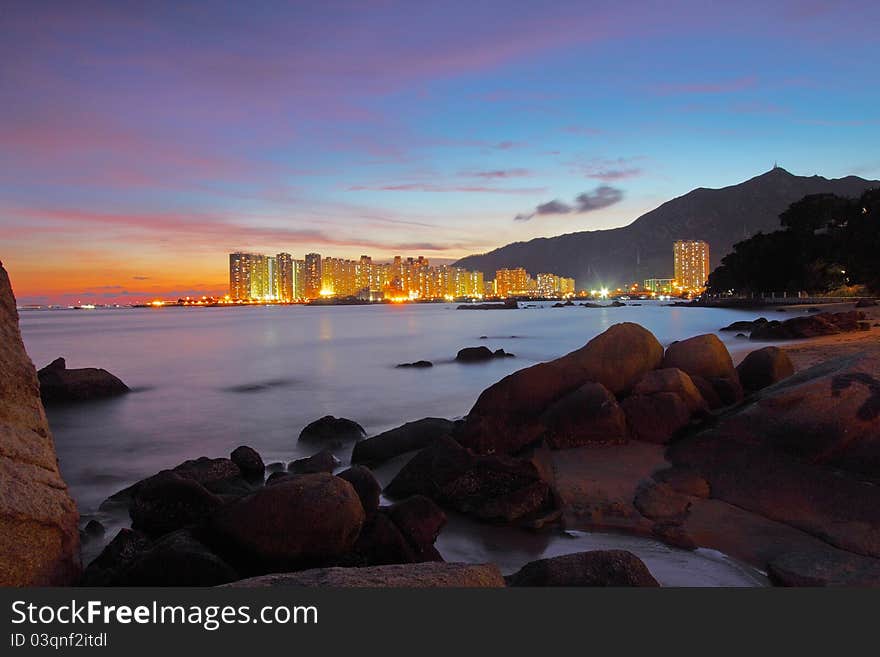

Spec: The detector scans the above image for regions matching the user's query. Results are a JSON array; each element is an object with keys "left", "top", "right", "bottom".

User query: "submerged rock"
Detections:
[
  {"left": 298, "top": 415, "right": 366, "bottom": 447},
  {"left": 37, "top": 357, "right": 129, "bottom": 404},
  {"left": 0, "top": 262, "right": 80, "bottom": 585},
  {"left": 506, "top": 550, "right": 658, "bottom": 587},
  {"left": 396, "top": 360, "right": 433, "bottom": 368}
]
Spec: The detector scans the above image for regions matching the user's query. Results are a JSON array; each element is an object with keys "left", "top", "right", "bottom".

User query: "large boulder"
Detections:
[
  {"left": 455, "top": 346, "right": 494, "bottom": 362},
  {"left": 632, "top": 368, "right": 706, "bottom": 414},
  {"left": 116, "top": 530, "right": 239, "bottom": 587},
  {"left": 538, "top": 382, "right": 628, "bottom": 449},
  {"left": 622, "top": 392, "right": 692, "bottom": 445},
  {"left": 351, "top": 418, "right": 455, "bottom": 467},
  {"left": 230, "top": 446, "right": 265, "bottom": 482},
  {"left": 505, "top": 550, "right": 659, "bottom": 587},
  {"left": 662, "top": 334, "right": 737, "bottom": 381},
  {"left": 0, "top": 262, "right": 80, "bottom": 585},
  {"left": 298, "top": 416, "right": 365, "bottom": 448},
  {"left": 348, "top": 512, "right": 418, "bottom": 566},
  {"left": 80, "top": 529, "right": 150, "bottom": 586},
  {"left": 129, "top": 472, "right": 224, "bottom": 536},
  {"left": 207, "top": 473, "right": 365, "bottom": 569},
  {"left": 337, "top": 466, "right": 381, "bottom": 517},
  {"left": 37, "top": 357, "right": 129, "bottom": 405},
  {"left": 288, "top": 449, "right": 339, "bottom": 474},
  {"left": 225, "top": 562, "right": 506, "bottom": 587},
  {"left": 386, "top": 495, "right": 447, "bottom": 557},
  {"left": 103, "top": 456, "right": 241, "bottom": 508},
  {"left": 736, "top": 346, "right": 795, "bottom": 392},
  {"left": 668, "top": 349, "right": 880, "bottom": 558},
  {"left": 385, "top": 437, "right": 553, "bottom": 523},
  {"left": 458, "top": 323, "right": 664, "bottom": 454}
]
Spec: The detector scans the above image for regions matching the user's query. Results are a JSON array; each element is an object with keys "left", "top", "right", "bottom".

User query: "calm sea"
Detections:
[{"left": 20, "top": 301, "right": 769, "bottom": 585}]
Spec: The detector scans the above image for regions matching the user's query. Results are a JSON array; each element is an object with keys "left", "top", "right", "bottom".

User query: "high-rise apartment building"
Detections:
[
  {"left": 229, "top": 252, "right": 253, "bottom": 300},
  {"left": 494, "top": 268, "right": 530, "bottom": 296},
  {"left": 673, "top": 240, "right": 710, "bottom": 292},
  {"left": 276, "top": 253, "right": 294, "bottom": 302},
  {"left": 304, "top": 253, "right": 322, "bottom": 299},
  {"left": 293, "top": 259, "right": 305, "bottom": 300}
]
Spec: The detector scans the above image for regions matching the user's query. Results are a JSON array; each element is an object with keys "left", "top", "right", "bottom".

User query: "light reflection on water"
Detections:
[{"left": 21, "top": 301, "right": 769, "bottom": 585}]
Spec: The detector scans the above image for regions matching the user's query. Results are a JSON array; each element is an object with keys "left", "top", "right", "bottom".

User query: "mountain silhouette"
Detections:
[{"left": 453, "top": 167, "right": 880, "bottom": 289}]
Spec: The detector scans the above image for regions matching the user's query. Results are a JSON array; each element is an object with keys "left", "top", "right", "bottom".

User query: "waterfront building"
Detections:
[
  {"left": 644, "top": 278, "right": 676, "bottom": 294},
  {"left": 673, "top": 240, "right": 710, "bottom": 292},
  {"left": 494, "top": 267, "right": 531, "bottom": 296},
  {"left": 276, "top": 253, "right": 293, "bottom": 301},
  {"left": 293, "top": 259, "right": 305, "bottom": 299},
  {"left": 304, "top": 253, "right": 322, "bottom": 299}
]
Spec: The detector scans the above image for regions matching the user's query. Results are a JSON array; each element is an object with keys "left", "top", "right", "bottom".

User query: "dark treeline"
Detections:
[{"left": 707, "top": 188, "right": 880, "bottom": 295}]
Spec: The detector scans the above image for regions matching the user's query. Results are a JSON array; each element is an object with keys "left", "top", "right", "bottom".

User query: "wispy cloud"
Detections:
[
  {"left": 514, "top": 185, "right": 624, "bottom": 221},
  {"left": 348, "top": 183, "right": 545, "bottom": 195},
  {"left": 460, "top": 169, "right": 532, "bottom": 179},
  {"left": 653, "top": 75, "right": 757, "bottom": 95}
]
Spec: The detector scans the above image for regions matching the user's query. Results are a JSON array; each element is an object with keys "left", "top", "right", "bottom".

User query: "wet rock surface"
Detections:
[{"left": 37, "top": 357, "right": 129, "bottom": 405}]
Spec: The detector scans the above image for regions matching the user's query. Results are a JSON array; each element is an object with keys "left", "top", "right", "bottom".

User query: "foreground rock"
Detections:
[
  {"left": 298, "top": 415, "right": 365, "bottom": 448},
  {"left": 225, "top": 562, "right": 506, "bottom": 587},
  {"left": 668, "top": 348, "right": 880, "bottom": 559},
  {"left": 750, "top": 310, "right": 867, "bottom": 340},
  {"left": 385, "top": 436, "right": 554, "bottom": 523},
  {"left": 130, "top": 472, "right": 223, "bottom": 536},
  {"left": 351, "top": 418, "right": 455, "bottom": 467},
  {"left": 458, "top": 322, "right": 663, "bottom": 454},
  {"left": 0, "top": 262, "right": 80, "bottom": 585},
  {"left": 506, "top": 550, "right": 659, "bottom": 587},
  {"left": 538, "top": 382, "right": 627, "bottom": 448},
  {"left": 736, "top": 346, "right": 795, "bottom": 392},
  {"left": 288, "top": 449, "right": 339, "bottom": 474},
  {"left": 37, "top": 357, "right": 129, "bottom": 404},
  {"left": 230, "top": 446, "right": 265, "bottom": 482},
  {"left": 206, "top": 473, "right": 365, "bottom": 571}
]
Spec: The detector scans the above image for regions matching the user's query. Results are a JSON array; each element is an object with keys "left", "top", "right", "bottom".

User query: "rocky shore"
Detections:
[{"left": 3, "top": 258, "right": 880, "bottom": 587}]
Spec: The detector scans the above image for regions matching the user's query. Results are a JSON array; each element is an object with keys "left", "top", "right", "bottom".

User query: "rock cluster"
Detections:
[
  {"left": 748, "top": 310, "right": 868, "bottom": 340},
  {"left": 455, "top": 346, "right": 515, "bottom": 362}
]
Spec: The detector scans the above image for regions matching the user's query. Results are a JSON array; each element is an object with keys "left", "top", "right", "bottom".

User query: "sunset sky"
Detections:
[{"left": 2, "top": 1, "right": 878, "bottom": 304}]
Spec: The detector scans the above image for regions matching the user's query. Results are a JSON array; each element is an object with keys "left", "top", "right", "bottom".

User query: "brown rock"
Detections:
[
  {"left": 386, "top": 495, "right": 447, "bottom": 554},
  {"left": 130, "top": 472, "right": 224, "bottom": 536},
  {"left": 505, "top": 550, "right": 659, "bottom": 587},
  {"left": 662, "top": 333, "right": 737, "bottom": 381},
  {"left": 337, "top": 466, "right": 381, "bottom": 517},
  {"left": 690, "top": 375, "right": 723, "bottom": 409},
  {"left": 669, "top": 349, "right": 880, "bottom": 557},
  {"left": 621, "top": 392, "right": 692, "bottom": 444},
  {"left": 385, "top": 437, "right": 553, "bottom": 523},
  {"left": 633, "top": 483, "right": 691, "bottom": 520},
  {"left": 736, "top": 346, "right": 795, "bottom": 392},
  {"left": 632, "top": 368, "right": 707, "bottom": 414},
  {"left": 207, "top": 473, "right": 365, "bottom": 567},
  {"left": 768, "top": 548, "right": 880, "bottom": 587},
  {"left": 288, "top": 448, "right": 339, "bottom": 474},
  {"left": 230, "top": 446, "right": 264, "bottom": 482},
  {"left": 0, "top": 262, "right": 80, "bottom": 585},
  {"left": 653, "top": 467, "right": 710, "bottom": 498},
  {"left": 539, "top": 382, "right": 628, "bottom": 448},
  {"left": 459, "top": 323, "right": 663, "bottom": 454},
  {"left": 351, "top": 418, "right": 455, "bottom": 467},
  {"left": 298, "top": 415, "right": 365, "bottom": 448},
  {"left": 225, "top": 562, "right": 506, "bottom": 587},
  {"left": 37, "top": 357, "right": 129, "bottom": 405}
]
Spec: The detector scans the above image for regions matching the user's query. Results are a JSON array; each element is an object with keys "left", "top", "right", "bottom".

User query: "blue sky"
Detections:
[{"left": 1, "top": 0, "right": 878, "bottom": 302}]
